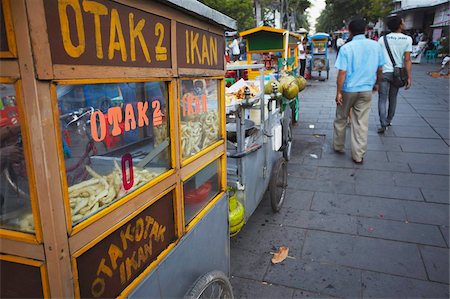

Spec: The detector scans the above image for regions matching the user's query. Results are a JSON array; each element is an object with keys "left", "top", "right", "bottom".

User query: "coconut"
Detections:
[
  {"left": 264, "top": 80, "right": 283, "bottom": 94},
  {"left": 280, "top": 76, "right": 299, "bottom": 99},
  {"left": 296, "top": 76, "right": 307, "bottom": 92}
]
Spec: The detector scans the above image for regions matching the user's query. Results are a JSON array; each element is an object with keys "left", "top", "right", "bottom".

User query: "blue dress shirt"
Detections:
[{"left": 335, "top": 35, "right": 385, "bottom": 93}]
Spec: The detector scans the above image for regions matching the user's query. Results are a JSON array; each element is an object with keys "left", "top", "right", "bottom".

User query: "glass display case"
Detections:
[
  {"left": 0, "top": 0, "right": 231, "bottom": 297},
  {"left": 179, "top": 79, "right": 220, "bottom": 160},
  {"left": 0, "top": 82, "right": 34, "bottom": 233},
  {"left": 183, "top": 158, "right": 220, "bottom": 224},
  {"left": 56, "top": 81, "right": 171, "bottom": 224}
]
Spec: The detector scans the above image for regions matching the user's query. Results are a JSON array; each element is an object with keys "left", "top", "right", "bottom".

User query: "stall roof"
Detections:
[
  {"left": 240, "top": 26, "right": 301, "bottom": 39},
  {"left": 159, "top": 0, "right": 237, "bottom": 30}
]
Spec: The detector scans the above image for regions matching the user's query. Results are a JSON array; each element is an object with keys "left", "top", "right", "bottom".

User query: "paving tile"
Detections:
[
  {"left": 427, "top": 118, "right": 449, "bottom": 128},
  {"left": 315, "top": 167, "right": 357, "bottom": 183},
  {"left": 414, "top": 104, "right": 449, "bottom": 111},
  {"left": 440, "top": 226, "right": 449, "bottom": 247},
  {"left": 230, "top": 276, "right": 295, "bottom": 299},
  {"left": 231, "top": 222, "right": 306, "bottom": 256},
  {"left": 387, "top": 151, "right": 448, "bottom": 164},
  {"left": 434, "top": 127, "right": 450, "bottom": 139},
  {"left": 355, "top": 182, "right": 423, "bottom": 201},
  {"left": 249, "top": 198, "right": 290, "bottom": 226},
  {"left": 302, "top": 230, "right": 427, "bottom": 279},
  {"left": 419, "top": 245, "right": 450, "bottom": 284},
  {"left": 284, "top": 209, "right": 358, "bottom": 235},
  {"left": 390, "top": 125, "right": 442, "bottom": 138},
  {"left": 409, "top": 159, "right": 449, "bottom": 175},
  {"left": 393, "top": 172, "right": 449, "bottom": 190},
  {"left": 264, "top": 258, "right": 362, "bottom": 298},
  {"left": 356, "top": 160, "right": 411, "bottom": 172},
  {"left": 403, "top": 201, "right": 449, "bottom": 226},
  {"left": 388, "top": 116, "right": 429, "bottom": 127},
  {"left": 282, "top": 190, "right": 315, "bottom": 210},
  {"left": 287, "top": 177, "right": 355, "bottom": 194},
  {"left": 421, "top": 188, "right": 449, "bottom": 204},
  {"left": 311, "top": 192, "right": 407, "bottom": 221},
  {"left": 288, "top": 163, "right": 318, "bottom": 179},
  {"left": 293, "top": 288, "right": 336, "bottom": 298},
  {"left": 357, "top": 217, "right": 446, "bottom": 247},
  {"left": 353, "top": 169, "right": 397, "bottom": 186},
  {"left": 230, "top": 247, "right": 271, "bottom": 281},
  {"left": 398, "top": 138, "right": 449, "bottom": 154},
  {"left": 362, "top": 271, "right": 450, "bottom": 298}
]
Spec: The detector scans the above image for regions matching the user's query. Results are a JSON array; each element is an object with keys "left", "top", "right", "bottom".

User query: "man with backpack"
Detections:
[{"left": 377, "top": 17, "right": 412, "bottom": 134}]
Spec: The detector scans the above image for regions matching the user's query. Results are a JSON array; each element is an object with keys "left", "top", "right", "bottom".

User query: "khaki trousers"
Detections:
[{"left": 333, "top": 91, "right": 372, "bottom": 162}]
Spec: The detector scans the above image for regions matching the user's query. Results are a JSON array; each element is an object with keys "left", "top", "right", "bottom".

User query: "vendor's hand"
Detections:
[
  {"left": 335, "top": 92, "right": 343, "bottom": 106},
  {"left": 373, "top": 84, "right": 379, "bottom": 92},
  {"left": 405, "top": 78, "right": 412, "bottom": 90}
]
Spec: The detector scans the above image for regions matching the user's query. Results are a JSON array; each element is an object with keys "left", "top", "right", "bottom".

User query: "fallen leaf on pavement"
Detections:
[{"left": 271, "top": 246, "right": 289, "bottom": 264}]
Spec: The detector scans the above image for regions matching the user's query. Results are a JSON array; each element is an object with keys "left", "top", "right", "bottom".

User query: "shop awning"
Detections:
[{"left": 391, "top": 0, "right": 448, "bottom": 15}]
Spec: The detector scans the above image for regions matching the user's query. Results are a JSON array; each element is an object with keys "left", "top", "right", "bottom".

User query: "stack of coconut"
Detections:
[{"left": 264, "top": 75, "right": 307, "bottom": 100}]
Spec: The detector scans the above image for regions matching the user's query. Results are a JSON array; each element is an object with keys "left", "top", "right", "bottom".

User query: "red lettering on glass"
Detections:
[
  {"left": 121, "top": 153, "right": 134, "bottom": 191},
  {"left": 201, "top": 95, "right": 207, "bottom": 112},
  {"left": 152, "top": 100, "right": 162, "bottom": 126},
  {"left": 124, "top": 104, "right": 137, "bottom": 131},
  {"left": 91, "top": 110, "right": 107, "bottom": 142},
  {"left": 107, "top": 107, "right": 123, "bottom": 136},
  {"left": 137, "top": 101, "right": 149, "bottom": 127}
]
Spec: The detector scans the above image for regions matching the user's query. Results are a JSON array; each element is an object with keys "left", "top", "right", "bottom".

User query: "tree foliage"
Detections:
[
  {"left": 198, "top": 0, "right": 255, "bottom": 31},
  {"left": 316, "top": 0, "right": 394, "bottom": 32},
  {"left": 260, "top": 0, "right": 311, "bottom": 30},
  {"left": 198, "top": 0, "right": 311, "bottom": 32}
]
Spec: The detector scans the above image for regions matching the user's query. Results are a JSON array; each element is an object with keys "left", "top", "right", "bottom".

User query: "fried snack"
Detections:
[{"left": 68, "top": 162, "right": 159, "bottom": 223}]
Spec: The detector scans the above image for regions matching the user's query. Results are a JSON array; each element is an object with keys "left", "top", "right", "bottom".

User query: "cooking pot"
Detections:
[{"left": 226, "top": 119, "right": 256, "bottom": 142}]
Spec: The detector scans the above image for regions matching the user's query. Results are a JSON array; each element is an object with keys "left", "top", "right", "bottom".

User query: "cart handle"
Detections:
[{"left": 227, "top": 143, "right": 262, "bottom": 158}]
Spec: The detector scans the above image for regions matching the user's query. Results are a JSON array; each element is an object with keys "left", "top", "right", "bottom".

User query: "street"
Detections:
[{"left": 230, "top": 56, "right": 450, "bottom": 298}]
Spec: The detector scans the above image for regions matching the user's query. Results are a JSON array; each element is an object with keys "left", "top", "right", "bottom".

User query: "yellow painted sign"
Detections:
[{"left": 44, "top": 0, "right": 171, "bottom": 68}]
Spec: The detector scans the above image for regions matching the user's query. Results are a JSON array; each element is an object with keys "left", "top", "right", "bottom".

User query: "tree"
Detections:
[
  {"left": 198, "top": 0, "right": 255, "bottom": 31},
  {"left": 316, "top": 0, "right": 394, "bottom": 33},
  {"left": 259, "top": 0, "right": 311, "bottom": 30}
]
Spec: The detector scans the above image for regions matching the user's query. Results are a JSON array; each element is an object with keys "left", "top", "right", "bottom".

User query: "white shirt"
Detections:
[
  {"left": 229, "top": 39, "right": 240, "bottom": 55},
  {"left": 337, "top": 38, "right": 345, "bottom": 48},
  {"left": 378, "top": 32, "right": 412, "bottom": 73},
  {"left": 298, "top": 43, "right": 306, "bottom": 59}
]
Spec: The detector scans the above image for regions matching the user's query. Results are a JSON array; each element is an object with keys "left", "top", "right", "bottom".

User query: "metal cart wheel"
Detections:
[
  {"left": 269, "top": 158, "right": 288, "bottom": 212},
  {"left": 185, "top": 271, "right": 234, "bottom": 299},
  {"left": 281, "top": 117, "right": 292, "bottom": 161}
]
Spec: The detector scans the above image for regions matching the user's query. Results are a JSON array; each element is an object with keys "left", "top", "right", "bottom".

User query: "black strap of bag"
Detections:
[{"left": 383, "top": 35, "right": 398, "bottom": 67}]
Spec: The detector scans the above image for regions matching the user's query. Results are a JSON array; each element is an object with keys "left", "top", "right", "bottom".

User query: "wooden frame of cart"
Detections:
[{"left": 0, "top": 0, "right": 235, "bottom": 298}]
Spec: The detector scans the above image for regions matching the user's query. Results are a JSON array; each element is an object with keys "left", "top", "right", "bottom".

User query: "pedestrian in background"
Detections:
[
  {"left": 228, "top": 34, "right": 240, "bottom": 62},
  {"left": 298, "top": 39, "right": 307, "bottom": 77},
  {"left": 333, "top": 19, "right": 385, "bottom": 164},
  {"left": 336, "top": 35, "right": 345, "bottom": 57},
  {"left": 377, "top": 16, "right": 412, "bottom": 134}
]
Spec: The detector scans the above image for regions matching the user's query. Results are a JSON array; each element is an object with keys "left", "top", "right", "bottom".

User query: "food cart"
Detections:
[
  {"left": 309, "top": 33, "right": 330, "bottom": 80},
  {"left": 0, "top": 0, "right": 235, "bottom": 298},
  {"left": 237, "top": 26, "right": 301, "bottom": 123},
  {"left": 225, "top": 65, "right": 289, "bottom": 232}
]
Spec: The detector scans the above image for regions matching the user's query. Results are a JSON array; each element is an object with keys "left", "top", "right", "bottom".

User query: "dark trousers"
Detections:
[
  {"left": 299, "top": 59, "right": 306, "bottom": 77},
  {"left": 378, "top": 72, "right": 399, "bottom": 127}
]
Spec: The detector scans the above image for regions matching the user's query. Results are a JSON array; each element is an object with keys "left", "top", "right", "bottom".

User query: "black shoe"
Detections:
[{"left": 377, "top": 126, "right": 386, "bottom": 134}]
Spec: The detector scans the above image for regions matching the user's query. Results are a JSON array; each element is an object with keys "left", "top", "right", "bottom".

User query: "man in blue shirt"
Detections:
[{"left": 334, "top": 19, "right": 385, "bottom": 164}]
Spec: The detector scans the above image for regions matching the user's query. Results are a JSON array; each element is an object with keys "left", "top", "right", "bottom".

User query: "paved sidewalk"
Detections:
[{"left": 230, "top": 58, "right": 449, "bottom": 298}]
